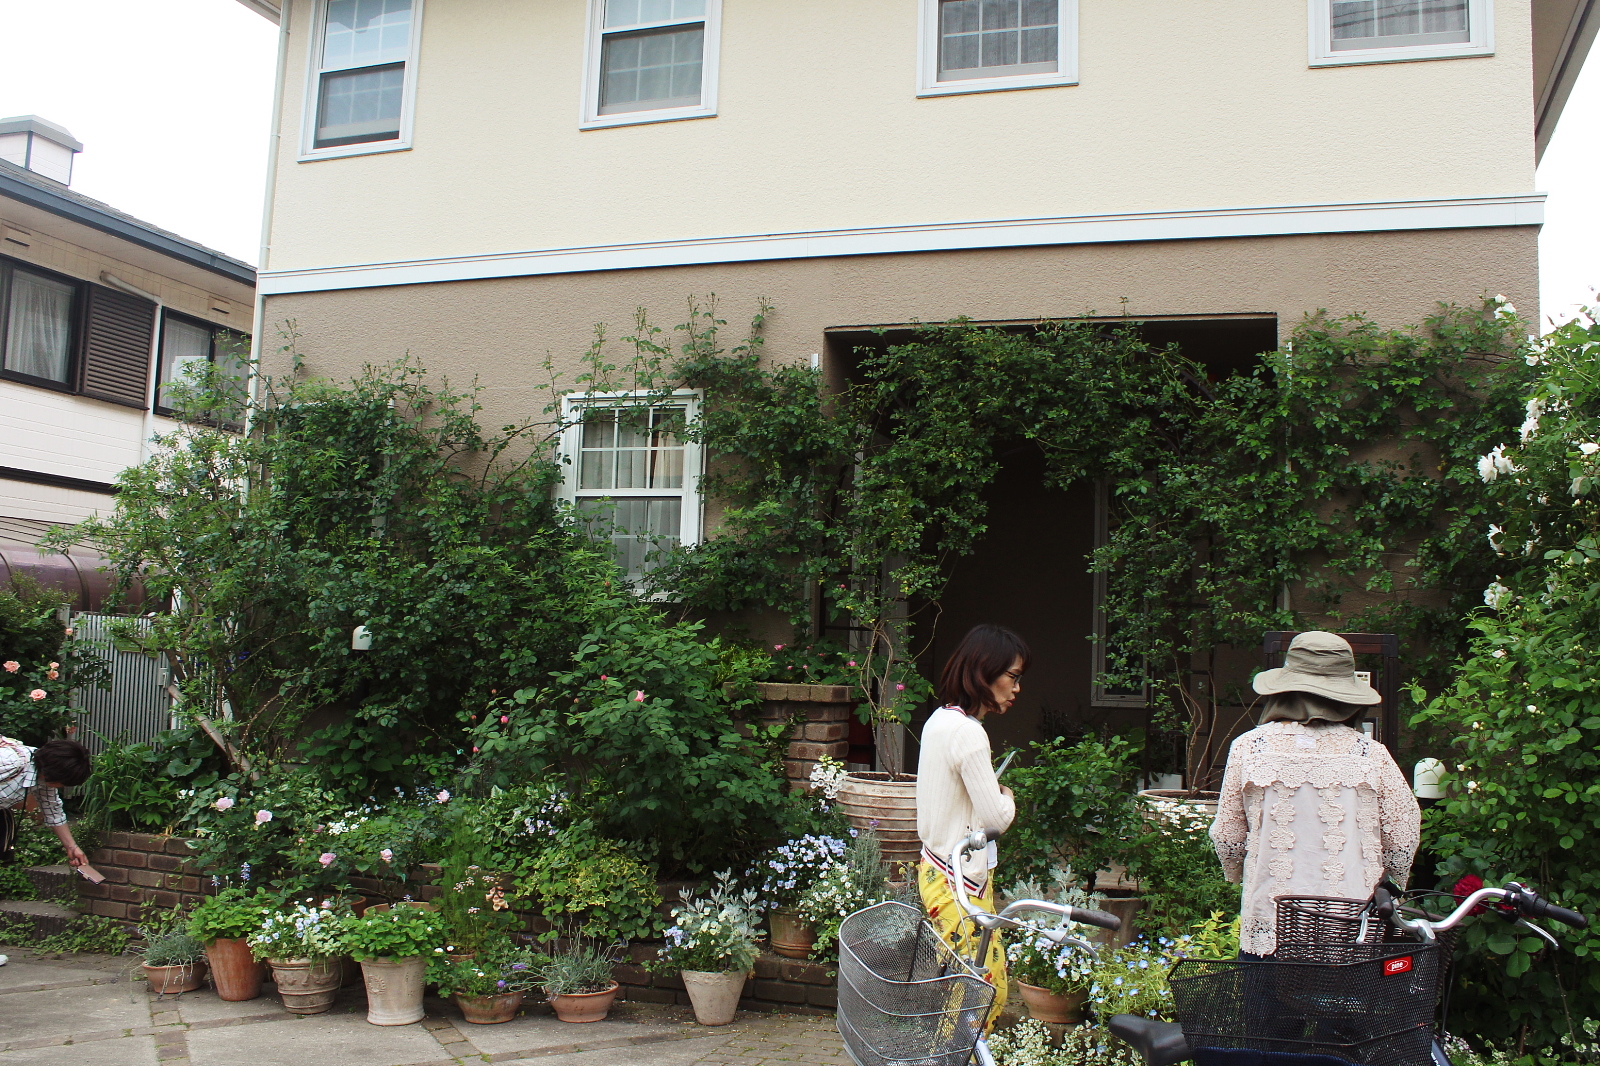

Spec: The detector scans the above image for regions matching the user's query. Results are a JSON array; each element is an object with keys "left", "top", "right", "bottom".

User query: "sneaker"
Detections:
[{"left": 0, "top": 954, "right": 8, "bottom": 966}]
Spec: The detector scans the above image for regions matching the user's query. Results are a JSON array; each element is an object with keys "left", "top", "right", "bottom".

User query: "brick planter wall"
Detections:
[
  {"left": 750, "top": 682, "right": 857, "bottom": 792},
  {"left": 78, "top": 837, "right": 840, "bottom": 1013}
]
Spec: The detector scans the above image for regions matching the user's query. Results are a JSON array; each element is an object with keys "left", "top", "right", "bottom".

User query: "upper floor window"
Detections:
[
  {"left": 1311, "top": 0, "right": 1491, "bottom": 66},
  {"left": 558, "top": 391, "right": 703, "bottom": 588},
  {"left": 0, "top": 260, "right": 78, "bottom": 388},
  {"left": 919, "top": 0, "right": 1078, "bottom": 96},
  {"left": 156, "top": 311, "right": 249, "bottom": 425},
  {"left": 584, "top": 0, "right": 721, "bottom": 128},
  {"left": 303, "top": 0, "right": 423, "bottom": 159}
]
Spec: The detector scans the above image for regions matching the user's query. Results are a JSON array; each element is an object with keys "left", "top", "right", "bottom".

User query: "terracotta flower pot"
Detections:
[
  {"left": 549, "top": 982, "right": 619, "bottom": 1023},
  {"left": 836, "top": 772, "right": 920, "bottom": 868},
  {"left": 769, "top": 907, "right": 817, "bottom": 960},
  {"left": 359, "top": 956, "right": 428, "bottom": 1025},
  {"left": 142, "top": 959, "right": 207, "bottom": 994},
  {"left": 456, "top": 990, "right": 525, "bottom": 1024},
  {"left": 1015, "top": 981, "right": 1088, "bottom": 1024},
  {"left": 268, "top": 957, "right": 342, "bottom": 1015},
  {"left": 682, "top": 970, "right": 746, "bottom": 1026},
  {"left": 205, "top": 937, "right": 264, "bottom": 1001}
]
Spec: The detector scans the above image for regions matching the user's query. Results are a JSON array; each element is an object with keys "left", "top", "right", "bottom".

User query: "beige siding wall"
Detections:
[
  {"left": 259, "top": 225, "right": 1540, "bottom": 434},
  {"left": 267, "top": 0, "right": 1537, "bottom": 272}
]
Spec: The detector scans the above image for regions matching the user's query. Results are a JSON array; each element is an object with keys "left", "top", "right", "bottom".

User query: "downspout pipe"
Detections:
[
  {"left": 99, "top": 272, "right": 163, "bottom": 464},
  {"left": 246, "top": 0, "right": 293, "bottom": 439}
]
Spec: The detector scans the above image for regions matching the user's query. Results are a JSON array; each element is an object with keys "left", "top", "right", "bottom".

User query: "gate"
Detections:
[{"left": 70, "top": 612, "right": 172, "bottom": 754}]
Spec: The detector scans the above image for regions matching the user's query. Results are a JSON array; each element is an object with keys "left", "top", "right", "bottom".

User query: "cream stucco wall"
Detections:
[
  {"left": 266, "top": 0, "right": 1538, "bottom": 273},
  {"left": 259, "top": 224, "right": 1540, "bottom": 437}
]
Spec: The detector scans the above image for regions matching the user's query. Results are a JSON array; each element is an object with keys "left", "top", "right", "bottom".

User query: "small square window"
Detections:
[
  {"left": 1311, "top": 0, "right": 1491, "bottom": 66},
  {"left": 584, "top": 0, "right": 719, "bottom": 128},
  {"left": 303, "top": 0, "right": 422, "bottom": 159},
  {"left": 919, "top": 0, "right": 1077, "bottom": 97}
]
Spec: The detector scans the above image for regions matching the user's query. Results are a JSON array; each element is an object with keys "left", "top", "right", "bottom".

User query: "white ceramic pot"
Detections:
[
  {"left": 681, "top": 969, "right": 747, "bottom": 1026},
  {"left": 359, "top": 956, "right": 427, "bottom": 1025}
]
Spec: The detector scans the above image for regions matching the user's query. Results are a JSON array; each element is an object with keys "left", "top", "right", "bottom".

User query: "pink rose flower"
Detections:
[
  {"left": 254, "top": 809, "right": 273, "bottom": 825},
  {"left": 318, "top": 853, "right": 337, "bottom": 867},
  {"left": 774, "top": 644, "right": 784, "bottom": 651},
  {"left": 847, "top": 661, "right": 857, "bottom": 668},
  {"left": 29, "top": 689, "right": 46, "bottom": 701},
  {"left": 436, "top": 790, "right": 450, "bottom": 803},
  {"left": 48, "top": 662, "right": 58, "bottom": 670},
  {"left": 500, "top": 715, "right": 509, "bottom": 724},
  {"left": 895, "top": 683, "right": 905, "bottom": 691},
  {"left": 214, "top": 796, "right": 235, "bottom": 811},
  {"left": 380, "top": 848, "right": 394, "bottom": 863},
  {"left": 47, "top": 670, "right": 59, "bottom": 680},
  {"left": 64, "top": 628, "right": 73, "bottom": 636},
  {"left": 633, "top": 690, "right": 646, "bottom": 702},
  {"left": 2, "top": 661, "right": 18, "bottom": 673}
]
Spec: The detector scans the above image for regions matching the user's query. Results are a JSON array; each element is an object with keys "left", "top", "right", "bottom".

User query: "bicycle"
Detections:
[
  {"left": 1108, "top": 880, "right": 1589, "bottom": 1066},
  {"left": 836, "top": 828, "right": 1123, "bottom": 1066}
]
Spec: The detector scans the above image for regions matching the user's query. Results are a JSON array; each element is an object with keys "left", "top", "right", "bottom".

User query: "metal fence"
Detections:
[{"left": 70, "top": 612, "right": 172, "bottom": 754}]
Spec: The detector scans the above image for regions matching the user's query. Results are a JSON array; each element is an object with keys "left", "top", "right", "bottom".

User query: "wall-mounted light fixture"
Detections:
[{"left": 351, "top": 625, "right": 373, "bottom": 651}]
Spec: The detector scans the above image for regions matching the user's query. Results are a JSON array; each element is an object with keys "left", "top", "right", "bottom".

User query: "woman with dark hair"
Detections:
[{"left": 915, "top": 623, "right": 1029, "bottom": 1014}]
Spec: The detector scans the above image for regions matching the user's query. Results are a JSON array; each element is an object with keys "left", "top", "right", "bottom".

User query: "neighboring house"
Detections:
[
  {"left": 0, "top": 115, "right": 256, "bottom": 747},
  {"left": 239, "top": 1, "right": 1593, "bottom": 754}
]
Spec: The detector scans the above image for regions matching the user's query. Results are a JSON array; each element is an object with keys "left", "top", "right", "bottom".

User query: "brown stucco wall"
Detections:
[{"left": 259, "top": 227, "right": 1540, "bottom": 432}]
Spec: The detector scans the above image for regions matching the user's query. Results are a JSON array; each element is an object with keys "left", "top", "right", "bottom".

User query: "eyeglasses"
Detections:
[{"left": 1002, "top": 670, "right": 1023, "bottom": 682}]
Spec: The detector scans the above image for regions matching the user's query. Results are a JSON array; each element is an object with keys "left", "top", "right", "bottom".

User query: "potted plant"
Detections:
[
  {"left": 435, "top": 861, "right": 514, "bottom": 959},
  {"left": 655, "top": 872, "right": 761, "bottom": 1026},
  {"left": 539, "top": 939, "right": 621, "bottom": 1023},
  {"left": 1007, "top": 930, "right": 1095, "bottom": 1023},
  {"left": 248, "top": 900, "right": 349, "bottom": 1015},
  {"left": 189, "top": 888, "right": 270, "bottom": 1001},
  {"left": 438, "top": 945, "right": 544, "bottom": 1025},
  {"left": 139, "top": 928, "right": 208, "bottom": 994},
  {"left": 748, "top": 833, "right": 848, "bottom": 959},
  {"left": 336, "top": 904, "right": 444, "bottom": 1025},
  {"left": 795, "top": 830, "right": 893, "bottom": 961}
]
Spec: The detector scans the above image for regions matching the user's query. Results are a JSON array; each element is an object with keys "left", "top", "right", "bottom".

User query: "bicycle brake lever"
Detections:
[{"left": 1516, "top": 919, "right": 1561, "bottom": 950}]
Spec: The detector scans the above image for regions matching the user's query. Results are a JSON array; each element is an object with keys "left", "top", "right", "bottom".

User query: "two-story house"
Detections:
[{"left": 240, "top": 0, "right": 1592, "bottom": 754}]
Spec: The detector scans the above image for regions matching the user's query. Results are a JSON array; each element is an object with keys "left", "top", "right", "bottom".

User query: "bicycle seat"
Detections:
[{"left": 1108, "top": 1015, "right": 1190, "bottom": 1066}]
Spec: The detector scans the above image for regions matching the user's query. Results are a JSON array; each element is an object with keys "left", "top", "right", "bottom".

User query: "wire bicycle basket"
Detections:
[{"left": 837, "top": 901, "right": 997, "bottom": 1066}]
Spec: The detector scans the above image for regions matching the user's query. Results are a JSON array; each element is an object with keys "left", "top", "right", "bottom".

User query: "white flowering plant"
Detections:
[
  {"left": 988, "top": 1017, "right": 1141, "bottom": 1066},
  {"left": 808, "top": 755, "right": 847, "bottom": 802},
  {"left": 247, "top": 900, "right": 350, "bottom": 961},
  {"left": 1123, "top": 800, "right": 1237, "bottom": 939},
  {"left": 747, "top": 833, "right": 848, "bottom": 911},
  {"left": 655, "top": 871, "right": 763, "bottom": 974},
  {"left": 796, "top": 830, "right": 892, "bottom": 959}
]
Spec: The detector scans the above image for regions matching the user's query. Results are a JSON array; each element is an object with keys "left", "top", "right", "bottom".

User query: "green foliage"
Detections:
[
  {"left": 248, "top": 901, "right": 350, "bottom": 961},
  {"left": 142, "top": 930, "right": 207, "bottom": 967},
  {"left": 655, "top": 871, "right": 763, "bottom": 974},
  {"left": 797, "top": 830, "right": 893, "bottom": 960},
  {"left": 77, "top": 735, "right": 186, "bottom": 832},
  {"left": 1123, "top": 798, "right": 1238, "bottom": 939},
  {"left": 33, "top": 915, "right": 131, "bottom": 956},
  {"left": 336, "top": 904, "right": 444, "bottom": 960},
  {"left": 0, "top": 575, "right": 110, "bottom": 744},
  {"left": 1005, "top": 736, "right": 1143, "bottom": 888},
  {"left": 515, "top": 829, "right": 663, "bottom": 943},
  {"left": 435, "top": 862, "right": 514, "bottom": 953},
  {"left": 470, "top": 616, "right": 790, "bottom": 873},
  {"left": 437, "top": 945, "right": 547, "bottom": 996},
  {"left": 1409, "top": 303, "right": 1600, "bottom": 1064},
  {"left": 189, "top": 887, "right": 272, "bottom": 943},
  {"left": 181, "top": 767, "right": 352, "bottom": 892}
]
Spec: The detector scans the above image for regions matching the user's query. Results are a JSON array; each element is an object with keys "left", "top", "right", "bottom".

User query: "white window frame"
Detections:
[
  {"left": 918, "top": 0, "right": 1078, "bottom": 98},
  {"left": 1309, "top": 0, "right": 1492, "bottom": 67},
  {"left": 557, "top": 389, "right": 704, "bottom": 594},
  {"left": 581, "top": 0, "right": 722, "bottom": 130},
  {"left": 299, "top": 0, "right": 425, "bottom": 162}
]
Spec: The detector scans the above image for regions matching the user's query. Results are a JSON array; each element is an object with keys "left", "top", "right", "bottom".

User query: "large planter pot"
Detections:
[
  {"left": 550, "top": 982, "right": 619, "bottom": 1023},
  {"left": 681, "top": 969, "right": 747, "bottom": 1026},
  {"left": 769, "top": 907, "right": 817, "bottom": 960},
  {"left": 1016, "top": 982, "right": 1088, "bottom": 1024},
  {"left": 1137, "top": 788, "right": 1220, "bottom": 820},
  {"left": 142, "top": 959, "right": 207, "bottom": 995},
  {"left": 359, "top": 956, "right": 428, "bottom": 1025},
  {"left": 269, "top": 957, "right": 342, "bottom": 1015},
  {"left": 456, "top": 990, "right": 526, "bottom": 1024},
  {"left": 836, "top": 772, "right": 920, "bottom": 870},
  {"left": 205, "top": 938, "right": 264, "bottom": 1002}
]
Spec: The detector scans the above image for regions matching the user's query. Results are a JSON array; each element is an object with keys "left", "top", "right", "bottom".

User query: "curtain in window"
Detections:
[
  {"left": 1332, "top": 0, "right": 1468, "bottom": 47},
  {"left": 5, "top": 269, "right": 74, "bottom": 383},
  {"left": 939, "top": 0, "right": 1058, "bottom": 80},
  {"left": 158, "top": 318, "right": 213, "bottom": 410}
]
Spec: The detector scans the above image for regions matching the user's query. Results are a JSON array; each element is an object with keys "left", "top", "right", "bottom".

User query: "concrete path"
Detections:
[{"left": 0, "top": 946, "right": 846, "bottom": 1066}]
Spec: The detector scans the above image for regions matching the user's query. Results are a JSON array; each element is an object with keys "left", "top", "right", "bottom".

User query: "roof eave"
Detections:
[{"left": 1536, "top": 0, "right": 1599, "bottom": 161}]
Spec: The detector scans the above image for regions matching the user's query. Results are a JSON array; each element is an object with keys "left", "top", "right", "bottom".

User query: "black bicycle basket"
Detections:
[{"left": 1169, "top": 943, "right": 1441, "bottom": 1066}]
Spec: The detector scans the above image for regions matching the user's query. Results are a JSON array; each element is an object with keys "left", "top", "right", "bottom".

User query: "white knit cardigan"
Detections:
[{"left": 915, "top": 706, "right": 1015, "bottom": 891}]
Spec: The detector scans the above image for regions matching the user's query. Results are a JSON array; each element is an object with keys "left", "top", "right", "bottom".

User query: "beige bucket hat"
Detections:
[{"left": 1252, "top": 631, "right": 1381, "bottom": 705}]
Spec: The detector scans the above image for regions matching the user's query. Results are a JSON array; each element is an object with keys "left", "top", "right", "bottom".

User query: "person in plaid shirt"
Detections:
[{"left": 0, "top": 736, "right": 93, "bottom": 869}]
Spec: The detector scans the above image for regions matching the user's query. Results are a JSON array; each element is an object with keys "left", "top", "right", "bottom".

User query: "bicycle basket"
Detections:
[
  {"left": 836, "top": 901, "right": 996, "bottom": 1066},
  {"left": 1169, "top": 944, "right": 1441, "bottom": 1066}
]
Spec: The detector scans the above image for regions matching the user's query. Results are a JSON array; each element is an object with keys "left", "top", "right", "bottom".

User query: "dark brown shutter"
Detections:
[{"left": 79, "top": 283, "right": 155, "bottom": 409}]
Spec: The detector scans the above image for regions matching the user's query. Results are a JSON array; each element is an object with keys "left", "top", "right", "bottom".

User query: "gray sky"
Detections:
[{"left": 1, "top": 0, "right": 1594, "bottom": 328}]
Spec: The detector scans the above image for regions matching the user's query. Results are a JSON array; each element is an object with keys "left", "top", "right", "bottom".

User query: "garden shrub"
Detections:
[
  {"left": 1005, "top": 735, "right": 1143, "bottom": 889},
  {"left": 77, "top": 735, "right": 187, "bottom": 832},
  {"left": 1123, "top": 798, "right": 1239, "bottom": 940},
  {"left": 0, "top": 576, "right": 108, "bottom": 744},
  {"left": 515, "top": 828, "right": 664, "bottom": 943}
]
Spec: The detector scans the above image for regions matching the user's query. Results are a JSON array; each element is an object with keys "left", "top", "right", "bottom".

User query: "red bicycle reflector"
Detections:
[{"left": 1382, "top": 956, "right": 1415, "bottom": 976}]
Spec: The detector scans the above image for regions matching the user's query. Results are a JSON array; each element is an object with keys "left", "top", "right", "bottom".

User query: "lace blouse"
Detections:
[{"left": 1209, "top": 720, "right": 1421, "bottom": 955}]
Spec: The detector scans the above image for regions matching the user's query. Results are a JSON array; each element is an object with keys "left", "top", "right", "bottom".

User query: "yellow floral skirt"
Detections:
[{"left": 917, "top": 859, "right": 1008, "bottom": 1024}]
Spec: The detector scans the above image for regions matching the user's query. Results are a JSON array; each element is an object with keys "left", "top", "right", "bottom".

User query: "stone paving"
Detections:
[{"left": 0, "top": 945, "right": 848, "bottom": 1066}]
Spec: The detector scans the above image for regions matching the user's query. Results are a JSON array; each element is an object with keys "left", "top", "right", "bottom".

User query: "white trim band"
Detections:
[{"left": 258, "top": 193, "right": 1546, "bottom": 295}]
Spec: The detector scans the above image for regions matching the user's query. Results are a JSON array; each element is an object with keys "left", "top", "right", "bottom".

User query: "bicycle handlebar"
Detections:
[{"left": 1376, "top": 880, "right": 1589, "bottom": 942}]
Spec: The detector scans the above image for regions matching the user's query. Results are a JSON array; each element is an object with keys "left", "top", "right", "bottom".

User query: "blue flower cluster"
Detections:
[{"left": 748, "top": 834, "right": 848, "bottom": 911}]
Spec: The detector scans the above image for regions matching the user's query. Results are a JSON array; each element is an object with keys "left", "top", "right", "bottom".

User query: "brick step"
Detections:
[
  {"left": 0, "top": 899, "right": 80, "bottom": 939},
  {"left": 26, "top": 865, "right": 75, "bottom": 900}
]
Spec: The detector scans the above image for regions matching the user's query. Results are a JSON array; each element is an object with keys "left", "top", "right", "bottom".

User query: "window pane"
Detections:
[
  {"left": 576, "top": 496, "right": 682, "bottom": 580},
  {"left": 3, "top": 269, "right": 74, "bottom": 383},
  {"left": 599, "top": 25, "right": 704, "bottom": 114},
  {"left": 1331, "top": 0, "right": 1468, "bottom": 48},
  {"left": 605, "top": 0, "right": 704, "bottom": 28},
  {"left": 158, "top": 318, "right": 213, "bottom": 410},
  {"left": 323, "top": 0, "right": 413, "bottom": 71},
  {"left": 577, "top": 405, "right": 686, "bottom": 490},
  {"left": 939, "top": 0, "right": 1057, "bottom": 80},
  {"left": 213, "top": 330, "right": 251, "bottom": 424},
  {"left": 316, "top": 63, "right": 405, "bottom": 147}
]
